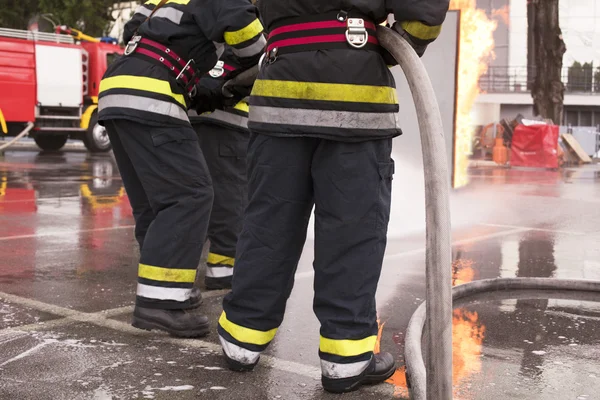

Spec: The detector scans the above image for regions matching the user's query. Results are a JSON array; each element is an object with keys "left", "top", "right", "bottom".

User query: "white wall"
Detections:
[{"left": 509, "top": 0, "right": 600, "bottom": 68}]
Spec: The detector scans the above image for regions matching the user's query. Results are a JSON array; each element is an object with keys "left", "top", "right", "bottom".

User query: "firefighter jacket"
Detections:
[
  {"left": 98, "top": 0, "right": 265, "bottom": 128},
  {"left": 249, "top": 0, "right": 450, "bottom": 141},
  {"left": 189, "top": 47, "right": 249, "bottom": 133}
]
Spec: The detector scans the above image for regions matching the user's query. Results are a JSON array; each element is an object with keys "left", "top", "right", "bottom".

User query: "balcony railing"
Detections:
[{"left": 479, "top": 66, "right": 600, "bottom": 94}]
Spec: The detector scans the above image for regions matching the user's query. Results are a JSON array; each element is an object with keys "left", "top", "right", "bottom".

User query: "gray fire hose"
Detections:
[
  {"left": 0, "top": 122, "right": 34, "bottom": 152},
  {"left": 377, "top": 26, "right": 600, "bottom": 400},
  {"left": 377, "top": 26, "right": 454, "bottom": 400}
]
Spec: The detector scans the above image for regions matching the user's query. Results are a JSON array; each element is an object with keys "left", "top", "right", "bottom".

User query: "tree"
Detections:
[
  {"left": 0, "top": 0, "right": 39, "bottom": 30},
  {"left": 0, "top": 0, "right": 116, "bottom": 37},
  {"left": 527, "top": 0, "right": 567, "bottom": 124}
]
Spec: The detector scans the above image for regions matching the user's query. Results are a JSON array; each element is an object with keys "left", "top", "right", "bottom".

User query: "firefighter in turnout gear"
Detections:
[
  {"left": 218, "top": 0, "right": 450, "bottom": 393},
  {"left": 189, "top": 47, "right": 251, "bottom": 291},
  {"left": 98, "top": 0, "right": 265, "bottom": 337}
]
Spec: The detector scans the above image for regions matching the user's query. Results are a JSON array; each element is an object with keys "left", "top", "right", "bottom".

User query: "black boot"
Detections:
[
  {"left": 222, "top": 350, "right": 259, "bottom": 372},
  {"left": 132, "top": 306, "right": 210, "bottom": 338},
  {"left": 321, "top": 352, "right": 396, "bottom": 394},
  {"left": 182, "top": 288, "right": 203, "bottom": 310}
]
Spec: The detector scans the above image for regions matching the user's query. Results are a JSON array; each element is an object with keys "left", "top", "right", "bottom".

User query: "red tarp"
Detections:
[{"left": 510, "top": 124, "right": 559, "bottom": 168}]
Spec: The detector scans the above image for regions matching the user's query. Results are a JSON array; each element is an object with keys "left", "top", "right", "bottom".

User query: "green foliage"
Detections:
[
  {"left": 0, "top": 0, "right": 116, "bottom": 36},
  {"left": 567, "top": 61, "right": 593, "bottom": 92},
  {"left": 0, "top": 0, "right": 39, "bottom": 30}
]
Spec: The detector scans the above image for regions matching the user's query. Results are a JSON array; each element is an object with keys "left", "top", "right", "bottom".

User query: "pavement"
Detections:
[{"left": 1, "top": 146, "right": 600, "bottom": 400}]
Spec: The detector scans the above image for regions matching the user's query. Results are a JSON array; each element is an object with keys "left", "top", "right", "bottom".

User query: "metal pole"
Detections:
[{"left": 377, "top": 26, "right": 453, "bottom": 400}]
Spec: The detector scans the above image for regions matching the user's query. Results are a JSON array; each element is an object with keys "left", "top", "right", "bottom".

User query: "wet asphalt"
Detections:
[{"left": 1, "top": 145, "right": 600, "bottom": 400}]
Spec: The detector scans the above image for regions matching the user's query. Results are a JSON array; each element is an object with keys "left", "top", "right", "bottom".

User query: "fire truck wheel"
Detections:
[
  {"left": 33, "top": 134, "right": 68, "bottom": 151},
  {"left": 83, "top": 111, "right": 112, "bottom": 153}
]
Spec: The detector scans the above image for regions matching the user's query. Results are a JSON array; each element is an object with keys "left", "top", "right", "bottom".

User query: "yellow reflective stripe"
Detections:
[
  {"left": 400, "top": 21, "right": 442, "bottom": 41},
  {"left": 0, "top": 176, "right": 7, "bottom": 197},
  {"left": 219, "top": 311, "right": 277, "bottom": 346},
  {"left": 207, "top": 252, "right": 235, "bottom": 267},
  {"left": 99, "top": 76, "right": 186, "bottom": 108},
  {"left": 224, "top": 19, "right": 264, "bottom": 46},
  {"left": 146, "top": 0, "right": 190, "bottom": 5},
  {"left": 0, "top": 108, "right": 7, "bottom": 134},
  {"left": 233, "top": 101, "right": 250, "bottom": 113},
  {"left": 319, "top": 336, "right": 377, "bottom": 357},
  {"left": 138, "top": 263, "right": 196, "bottom": 283},
  {"left": 80, "top": 105, "right": 98, "bottom": 130},
  {"left": 252, "top": 80, "right": 398, "bottom": 104}
]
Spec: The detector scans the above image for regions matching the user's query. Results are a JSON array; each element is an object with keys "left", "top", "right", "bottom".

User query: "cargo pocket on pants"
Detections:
[
  {"left": 376, "top": 160, "right": 395, "bottom": 232},
  {"left": 150, "top": 127, "right": 206, "bottom": 183}
]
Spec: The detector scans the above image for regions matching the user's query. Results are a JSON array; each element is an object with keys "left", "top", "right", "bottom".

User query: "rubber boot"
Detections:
[
  {"left": 182, "top": 288, "right": 203, "bottom": 309},
  {"left": 321, "top": 352, "right": 396, "bottom": 394},
  {"left": 132, "top": 306, "right": 210, "bottom": 338}
]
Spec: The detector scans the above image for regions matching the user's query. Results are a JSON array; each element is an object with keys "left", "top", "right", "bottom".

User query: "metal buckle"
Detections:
[
  {"left": 209, "top": 61, "right": 225, "bottom": 78},
  {"left": 176, "top": 58, "right": 195, "bottom": 82},
  {"left": 124, "top": 35, "right": 142, "bottom": 56},
  {"left": 346, "top": 19, "right": 368, "bottom": 49},
  {"left": 258, "top": 52, "right": 267, "bottom": 72},
  {"left": 267, "top": 47, "right": 278, "bottom": 64}
]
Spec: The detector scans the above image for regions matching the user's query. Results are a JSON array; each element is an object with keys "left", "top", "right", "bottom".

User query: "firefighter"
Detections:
[
  {"left": 98, "top": 0, "right": 265, "bottom": 337},
  {"left": 218, "top": 0, "right": 450, "bottom": 393},
  {"left": 189, "top": 47, "right": 251, "bottom": 290}
]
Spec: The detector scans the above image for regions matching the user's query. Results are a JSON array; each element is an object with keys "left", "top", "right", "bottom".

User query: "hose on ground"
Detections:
[
  {"left": 0, "top": 122, "right": 35, "bottom": 152},
  {"left": 376, "top": 26, "right": 454, "bottom": 400},
  {"left": 404, "top": 278, "right": 600, "bottom": 399}
]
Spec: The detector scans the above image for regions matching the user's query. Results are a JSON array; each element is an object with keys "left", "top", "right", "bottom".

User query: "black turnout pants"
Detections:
[
  {"left": 219, "top": 133, "right": 394, "bottom": 371},
  {"left": 106, "top": 119, "right": 213, "bottom": 309},
  {"left": 193, "top": 122, "right": 248, "bottom": 262}
]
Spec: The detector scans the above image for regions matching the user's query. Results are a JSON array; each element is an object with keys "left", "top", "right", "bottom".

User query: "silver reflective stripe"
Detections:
[
  {"left": 99, "top": 94, "right": 189, "bottom": 122},
  {"left": 137, "top": 284, "right": 193, "bottom": 302},
  {"left": 206, "top": 265, "right": 234, "bottom": 278},
  {"left": 202, "top": 110, "right": 248, "bottom": 129},
  {"left": 249, "top": 106, "right": 399, "bottom": 130},
  {"left": 134, "top": 5, "right": 152, "bottom": 17},
  {"left": 232, "top": 35, "right": 267, "bottom": 58},
  {"left": 213, "top": 42, "right": 225, "bottom": 58},
  {"left": 152, "top": 7, "right": 184, "bottom": 25},
  {"left": 320, "top": 359, "right": 371, "bottom": 379},
  {"left": 219, "top": 335, "right": 261, "bottom": 365}
]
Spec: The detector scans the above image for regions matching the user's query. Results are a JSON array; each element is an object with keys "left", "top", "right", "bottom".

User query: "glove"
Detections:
[
  {"left": 191, "top": 85, "right": 226, "bottom": 114},
  {"left": 222, "top": 83, "right": 253, "bottom": 105},
  {"left": 392, "top": 23, "right": 428, "bottom": 57}
]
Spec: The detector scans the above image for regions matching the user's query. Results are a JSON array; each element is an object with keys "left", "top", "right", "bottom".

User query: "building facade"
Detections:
[{"left": 475, "top": 0, "right": 600, "bottom": 127}]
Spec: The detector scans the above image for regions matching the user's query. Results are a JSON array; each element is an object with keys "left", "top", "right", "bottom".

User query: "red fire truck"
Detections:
[{"left": 0, "top": 27, "right": 123, "bottom": 152}]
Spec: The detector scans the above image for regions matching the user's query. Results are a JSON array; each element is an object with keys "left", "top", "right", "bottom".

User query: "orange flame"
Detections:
[
  {"left": 450, "top": 0, "right": 497, "bottom": 188},
  {"left": 492, "top": 5, "right": 510, "bottom": 26},
  {"left": 374, "top": 318, "right": 386, "bottom": 354},
  {"left": 386, "top": 367, "right": 410, "bottom": 398},
  {"left": 452, "top": 258, "right": 476, "bottom": 286},
  {"left": 452, "top": 309, "right": 486, "bottom": 391}
]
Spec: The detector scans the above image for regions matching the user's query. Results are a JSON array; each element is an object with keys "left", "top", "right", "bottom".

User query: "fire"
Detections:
[
  {"left": 452, "top": 258, "right": 476, "bottom": 286},
  {"left": 450, "top": 0, "right": 497, "bottom": 188},
  {"left": 374, "top": 318, "right": 385, "bottom": 354},
  {"left": 386, "top": 367, "right": 410, "bottom": 398},
  {"left": 452, "top": 309, "right": 486, "bottom": 390}
]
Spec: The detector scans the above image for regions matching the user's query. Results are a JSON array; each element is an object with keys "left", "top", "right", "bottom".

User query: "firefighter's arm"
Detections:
[
  {"left": 386, "top": 0, "right": 450, "bottom": 56},
  {"left": 195, "top": 0, "right": 266, "bottom": 68},
  {"left": 123, "top": 1, "right": 154, "bottom": 43},
  {"left": 192, "top": 48, "right": 252, "bottom": 114}
]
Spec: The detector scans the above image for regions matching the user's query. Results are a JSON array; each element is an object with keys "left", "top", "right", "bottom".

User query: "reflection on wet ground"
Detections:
[{"left": 1, "top": 149, "right": 600, "bottom": 399}]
